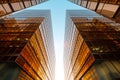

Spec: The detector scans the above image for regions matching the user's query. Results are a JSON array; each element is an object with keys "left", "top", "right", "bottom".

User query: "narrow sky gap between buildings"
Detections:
[{"left": 26, "top": 0, "right": 86, "bottom": 80}]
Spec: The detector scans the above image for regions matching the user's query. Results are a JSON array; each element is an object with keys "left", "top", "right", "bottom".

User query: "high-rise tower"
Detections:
[
  {"left": 64, "top": 10, "right": 120, "bottom": 80},
  {"left": 68, "top": 0, "right": 120, "bottom": 23},
  {"left": 0, "top": 10, "right": 55, "bottom": 80},
  {"left": 0, "top": 0, "right": 47, "bottom": 17}
]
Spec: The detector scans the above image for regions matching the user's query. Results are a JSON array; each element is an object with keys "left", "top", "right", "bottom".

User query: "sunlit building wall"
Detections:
[
  {"left": 64, "top": 10, "right": 120, "bottom": 80},
  {"left": 0, "top": 10, "right": 55, "bottom": 80},
  {"left": 68, "top": 0, "right": 120, "bottom": 23},
  {"left": 0, "top": 0, "right": 47, "bottom": 17}
]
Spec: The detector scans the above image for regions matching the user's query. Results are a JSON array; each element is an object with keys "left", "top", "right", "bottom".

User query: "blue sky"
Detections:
[{"left": 27, "top": 0, "right": 86, "bottom": 80}]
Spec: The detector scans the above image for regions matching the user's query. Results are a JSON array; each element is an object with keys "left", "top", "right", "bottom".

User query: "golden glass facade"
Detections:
[
  {"left": 0, "top": 0, "right": 47, "bottom": 17},
  {"left": 68, "top": 0, "right": 120, "bottom": 23},
  {"left": 64, "top": 10, "right": 120, "bottom": 80},
  {"left": 0, "top": 10, "right": 55, "bottom": 80}
]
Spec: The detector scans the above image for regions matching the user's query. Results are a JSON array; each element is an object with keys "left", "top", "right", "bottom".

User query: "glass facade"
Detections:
[
  {"left": 68, "top": 0, "right": 120, "bottom": 23},
  {"left": 0, "top": 0, "right": 47, "bottom": 17},
  {"left": 64, "top": 10, "right": 120, "bottom": 80},
  {"left": 0, "top": 10, "right": 55, "bottom": 80}
]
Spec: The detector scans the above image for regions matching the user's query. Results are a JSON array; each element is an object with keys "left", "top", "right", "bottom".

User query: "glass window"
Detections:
[
  {"left": 11, "top": 2, "right": 21, "bottom": 11},
  {"left": 87, "top": 0, "right": 97, "bottom": 10},
  {"left": 24, "top": 0, "right": 31, "bottom": 8},
  {"left": 2, "top": 3, "right": 12, "bottom": 13}
]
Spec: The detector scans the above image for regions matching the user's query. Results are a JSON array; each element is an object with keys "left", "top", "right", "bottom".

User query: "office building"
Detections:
[
  {"left": 0, "top": 10, "right": 55, "bottom": 80},
  {"left": 68, "top": 0, "right": 120, "bottom": 23},
  {"left": 0, "top": 0, "right": 47, "bottom": 17},
  {"left": 64, "top": 10, "right": 120, "bottom": 80}
]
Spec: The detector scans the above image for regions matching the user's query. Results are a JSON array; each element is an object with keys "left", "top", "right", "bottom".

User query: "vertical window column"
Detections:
[
  {"left": 21, "top": 0, "right": 26, "bottom": 8},
  {"left": 0, "top": 4, "right": 7, "bottom": 16},
  {"left": 29, "top": 0, "right": 33, "bottom": 6},
  {"left": 95, "top": 0, "right": 100, "bottom": 11},
  {"left": 7, "top": 0, "right": 14, "bottom": 12}
]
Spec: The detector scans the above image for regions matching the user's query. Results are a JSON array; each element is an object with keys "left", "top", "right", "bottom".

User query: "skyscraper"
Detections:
[
  {"left": 0, "top": 0, "right": 47, "bottom": 17},
  {"left": 64, "top": 10, "right": 120, "bottom": 80},
  {"left": 0, "top": 10, "right": 55, "bottom": 80},
  {"left": 68, "top": 0, "right": 120, "bottom": 23}
]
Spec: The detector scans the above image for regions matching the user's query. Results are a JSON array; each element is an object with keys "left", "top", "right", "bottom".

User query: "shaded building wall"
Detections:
[
  {"left": 82, "top": 60, "right": 120, "bottom": 80},
  {"left": 0, "top": 63, "right": 33, "bottom": 80}
]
